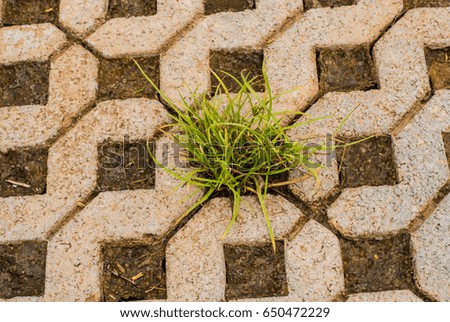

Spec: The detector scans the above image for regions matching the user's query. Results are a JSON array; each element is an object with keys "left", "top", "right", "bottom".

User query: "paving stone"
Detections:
[
  {"left": 267, "top": 0, "right": 402, "bottom": 121},
  {"left": 2, "top": 0, "right": 59, "bottom": 26},
  {"left": 44, "top": 133, "right": 203, "bottom": 301},
  {"left": 1, "top": 44, "right": 97, "bottom": 151},
  {"left": 411, "top": 194, "right": 450, "bottom": 301},
  {"left": 0, "top": 241, "right": 47, "bottom": 299},
  {"left": 59, "top": 0, "right": 108, "bottom": 37},
  {"left": 287, "top": 9, "right": 450, "bottom": 235},
  {"left": 86, "top": 0, "right": 203, "bottom": 57},
  {"left": 0, "top": 99, "right": 169, "bottom": 244},
  {"left": 0, "top": 24, "right": 66, "bottom": 64},
  {"left": 347, "top": 290, "right": 423, "bottom": 302},
  {"left": 166, "top": 195, "right": 344, "bottom": 301},
  {"left": 161, "top": 0, "right": 303, "bottom": 108},
  {"left": 328, "top": 91, "right": 450, "bottom": 237},
  {"left": 0, "top": 0, "right": 449, "bottom": 303}
]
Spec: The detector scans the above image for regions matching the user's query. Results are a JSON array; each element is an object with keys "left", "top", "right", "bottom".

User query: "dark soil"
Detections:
[
  {"left": 340, "top": 233, "right": 413, "bottom": 294},
  {"left": 96, "top": 139, "right": 155, "bottom": 193},
  {"left": 443, "top": 132, "right": 450, "bottom": 168},
  {"left": 0, "top": 61, "right": 50, "bottom": 107},
  {"left": 336, "top": 136, "right": 398, "bottom": 188},
  {"left": 316, "top": 45, "right": 378, "bottom": 94},
  {"left": 0, "top": 241, "right": 47, "bottom": 299},
  {"left": 209, "top": 50, "right": 264, "bottom": 94},
  {"left": 224, "top": 240, "right": 288, "bottom": 300},
  {"left": 403, "top": 0, "right": 450, "bottom": 10},
  {"left": 304, "top": 0, "right": 356, "bottom": 10},
  {"left": 424, "top": 47, "right": 450, "bottom": 90},
  {"left": 97, "top": 56, "right": 159, "bottom": 102},
  {"left": 2, "top": 0, "right": 59, "bottom": 26},
  {"left": 101, "top": 241, "right": 166, "bottom": 301},
  {"left": 204, "top": 0, "right": 255, "bottom": 15},
  {"left": 106, "top": 0, "right": 157, "bottom": 20},
  {"left": 0, "top": 146, "right": 48, "bottom": 198}
]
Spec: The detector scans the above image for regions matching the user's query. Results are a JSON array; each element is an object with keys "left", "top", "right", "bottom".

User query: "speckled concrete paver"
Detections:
[{"left": 0, "top": 0, "right": 449, "bottom": 302}]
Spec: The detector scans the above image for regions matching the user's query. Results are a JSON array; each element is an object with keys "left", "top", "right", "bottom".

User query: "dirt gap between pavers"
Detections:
[
  {"left": 97, "top": 56, "right": 159, "bottom": 102},
  {"left": 0, "top": 241, "right": 48, "bottom": 299},
  {"left": 335, "top": 136, "right": 398, "bottom": 188},
  {"left": 224, "top": 240, "right": 288, "bottom": 301},
  {"left": 442, "top": 132, "right": 450, "bottom": 169},
  {"left": 204, "top": 0, "right": 255, "bottom": 15},
  {"left": 96, "top": 139, "right": 155, "bottom": 193},
  {"left": 106, "top": 0, "right": 157, "bottom": 20},
  {"left": 209, "top": 50, "right": 264, "bottom": 94},
  {"left": 0, "top": 146, "right": 48, "bottom": 198},
  {"left": 340, "top": 232, "right": 414, "bottom": 294},
  {"left": 316, "top": 44, "right": 379, "bottom": 95},
  {"left": 2, "top": 0, "right": 59, "bottom": 26},
  {"left": 101, "top": 240, "right": 166, "bottom": 302}
]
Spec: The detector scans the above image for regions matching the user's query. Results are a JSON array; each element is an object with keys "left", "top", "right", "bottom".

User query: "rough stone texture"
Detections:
[
  {"left": 288, "top": 8, "right": 450, "bottom": 205},
  {"left": 347, "top": 290, "right": 423, "bottom": 302},
  {"left": 59, "top": 0, "right": 108, "bottom": 38},
  {"left": 412, "top": 194, "right": 450, "bottom": 301},
  {"left": 0, "top": 100, "right": 170, "bottom": 244},
  {"left": 86, "top": 0, "right": 203, "bottom": 57},
  {"left": 161, "top": 0, "right": 304, "bottom": 107},
  {"left": 166, "top": 195, "right": 344, "bottom": 301},
  {"left": 0, "top": 45, "right": 97, "bottom": 151},
  {"left": 328, "top": 91, "right": 450, "bottom": 237},
  {"left": 0, "top": 24, "right": 66, "bottom": 64}
]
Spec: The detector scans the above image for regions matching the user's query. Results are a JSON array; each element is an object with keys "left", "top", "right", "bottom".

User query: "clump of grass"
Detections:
[{"left": 135, "top": 62, "right": 331, "bottom": 251}]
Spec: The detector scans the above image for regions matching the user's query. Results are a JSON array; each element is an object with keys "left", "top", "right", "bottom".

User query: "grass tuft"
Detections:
[{"left": 135, "top": 61, "right": 336, "bottom": 252}]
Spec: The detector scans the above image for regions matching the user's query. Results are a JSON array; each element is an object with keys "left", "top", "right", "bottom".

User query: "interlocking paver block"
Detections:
[
  {"left": 328, "top": 91, "right": 450, "bottom": 237},
  {"left": 0, "top": 44, "right": 97, "bottom": 151},
  {"left": 161, "top": 0, "right": 303, "bottom": 107},
  {"left": 44, "top": 133, "right": 202, "bottom": 301},
  {"left": 412, "top": 194, "right": 450, "bottom": 301},
  {"left": 0, "top": 99, "right": 169, "bottom": 244},
  {"left": 267, "top": 0, "right": 402, "bottom": 119},
  {"left": 289, "top": 9, "right": 450, "bottom": 230},
  {"left": 0, "top": 24, "right": 66, "bottom": 64},
  {"left": 59, "top": 0, "right": 108, "bottom": 37},
  {"left": 166, "top": 195, "right": 344, "bottom": 301}
]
